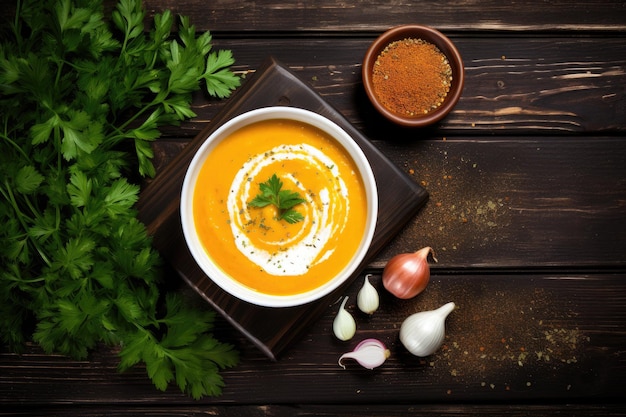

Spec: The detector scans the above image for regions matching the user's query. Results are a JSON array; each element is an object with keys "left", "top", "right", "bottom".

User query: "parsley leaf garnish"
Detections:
[
  {"left": 248, "top": 174, "right": 307, "bottom": 224},
  {"left": 0, "top": 0, "right": 240, "bottom": 399}
]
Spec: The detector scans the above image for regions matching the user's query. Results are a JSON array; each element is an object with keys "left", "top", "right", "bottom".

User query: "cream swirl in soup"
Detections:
[{"left": 228, "top": 143, "right": 350, "bottom": 276}]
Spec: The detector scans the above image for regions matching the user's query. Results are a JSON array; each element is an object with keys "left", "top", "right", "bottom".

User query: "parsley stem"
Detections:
[
  {"left": 117, "top": 103, "right": 155, "bottom": 133},
  {"left": 0, "top": 132, "right": 32, "bottom": 162},
  {"left": 6, "top": 274, "right": 45, "bottom": 284},
  {"left": 1, "top": 180, "right": 52, "bottom": 268},
  {"left": 13, "top": 0, "right": 27, "bottom": 50},
  {"left": 1, "top": 181, "right": 33, "bottom": 223},
  {"left": 54, "top": 60, "right": 64, "bottom": 89}
]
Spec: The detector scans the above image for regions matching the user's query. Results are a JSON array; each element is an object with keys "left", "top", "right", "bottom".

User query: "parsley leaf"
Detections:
[
  {"left": 118, "top": 293, "right": 238, "bottom": 400},
  {"left": 204, "top": 50, "right": 241, "bottom": 98},
  {"left": 15, "top": 166, "right": 44, "bottom": 195},
  {"left": 248, "top": 174, "right": 307, "bottom": 224},
  {"left": 0, "top": 0, "right": 240, "bottom": 399}
]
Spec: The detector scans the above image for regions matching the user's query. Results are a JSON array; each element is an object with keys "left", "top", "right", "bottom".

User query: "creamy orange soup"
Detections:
[{"left": 192, "top": 119, "right": 368, "bottom": 296}]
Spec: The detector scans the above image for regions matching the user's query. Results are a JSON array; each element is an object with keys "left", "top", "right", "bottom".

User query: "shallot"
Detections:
[
  {"left": 338, "top": 338, "right": 390, "bottom": 370},
  {"left": 382, "top": 246, "right": 437, "bottom": 299}
]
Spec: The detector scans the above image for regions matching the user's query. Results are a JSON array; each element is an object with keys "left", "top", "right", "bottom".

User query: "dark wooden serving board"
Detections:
[{"left": 137, "top": 57, "right": 428, "bottom": 360}]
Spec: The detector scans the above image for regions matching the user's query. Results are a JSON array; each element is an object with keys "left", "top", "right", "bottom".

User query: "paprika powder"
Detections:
[{"left": 372, "top": 38, "right": 452, "bottom": 118}]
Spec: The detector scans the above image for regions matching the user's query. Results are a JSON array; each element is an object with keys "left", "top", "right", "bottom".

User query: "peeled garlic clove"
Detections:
[
  {"left": 357, "top": 274, "right": 379, "bottom": 314},
  {"left": 338, "top": 338, "right": 390, "bottom": 370},
  {"left": 399, "top": 302, "right": 455, "bottom": 357},
  {"left": 333, "top": 296, "right": 356, "bottom": 341}
]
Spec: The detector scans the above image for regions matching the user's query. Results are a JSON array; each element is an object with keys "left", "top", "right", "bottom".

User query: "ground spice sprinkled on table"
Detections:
[{"left": 372, "top": 38, "right": 452, "bottom": 117}]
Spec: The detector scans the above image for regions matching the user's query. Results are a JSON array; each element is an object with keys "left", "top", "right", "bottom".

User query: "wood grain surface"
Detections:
[{"left": 1, "top": 0, "right": 625, "bottom": 416}]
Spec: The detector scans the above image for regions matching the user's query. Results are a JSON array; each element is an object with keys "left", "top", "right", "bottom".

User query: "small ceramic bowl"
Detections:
[
  {"left": 180, "top": 107, "right": 378, "bottom": 308},
  {"left": 362, "top": 25, "right": 464, "bottom": 127}
]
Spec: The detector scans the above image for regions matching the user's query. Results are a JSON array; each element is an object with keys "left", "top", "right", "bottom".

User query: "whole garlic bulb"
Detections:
[{"left": 399, "top": 302, "right": 455, "bottom": 357}]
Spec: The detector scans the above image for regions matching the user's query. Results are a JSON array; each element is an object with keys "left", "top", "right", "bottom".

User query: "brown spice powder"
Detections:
[
  {"left": 372, "top": 38, "right": 452, "bottom": 117},
  {"left": 336, "top": 271, "right": 590, "bottom": 395},
  {"left": 380, "top": 277, "right": 589, "bottom": 392}
]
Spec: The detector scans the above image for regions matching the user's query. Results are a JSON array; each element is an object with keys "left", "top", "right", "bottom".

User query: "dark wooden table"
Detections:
[{"left": 2, "top": 1, "right": 626, "bottom": 416}]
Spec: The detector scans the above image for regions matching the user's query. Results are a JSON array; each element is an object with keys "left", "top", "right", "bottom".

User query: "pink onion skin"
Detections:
[
  {"left": 338, "top": 338, "right": 390, "bottom": 370},
  {"left": 382, "top": 247, "right": 437, "bottom": 299}
]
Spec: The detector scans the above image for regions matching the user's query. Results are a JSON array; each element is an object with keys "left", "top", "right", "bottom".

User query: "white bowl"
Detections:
[{"left": 180, "top": 107, "right": 378, "bottom": 307}]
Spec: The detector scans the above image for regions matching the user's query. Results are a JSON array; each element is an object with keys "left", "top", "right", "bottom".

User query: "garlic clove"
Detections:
[
  {"left": 333, "top": 296, "right": 356, "bottom": 341},
  {"left": 357, "top": 274, "right": 379, "bottom": 314},
  {"left": 399, "top": 302, "right": 455, "bottom": 357},
  {"left": 338, "top": 338, "right": 390, "bottom": 370}
]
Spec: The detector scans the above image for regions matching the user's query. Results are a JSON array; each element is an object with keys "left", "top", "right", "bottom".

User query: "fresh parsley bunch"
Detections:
[{"left": 0, "top": 0, "right": 240, "bottom": 399}]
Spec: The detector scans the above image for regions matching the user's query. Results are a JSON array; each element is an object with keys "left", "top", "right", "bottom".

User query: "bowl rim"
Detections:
[
  {"left": 180, "top": 106, "right": 379, "bottom": 308},
  {"left": 362, "top": 24, "right": 465, "bottom": 127}
]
